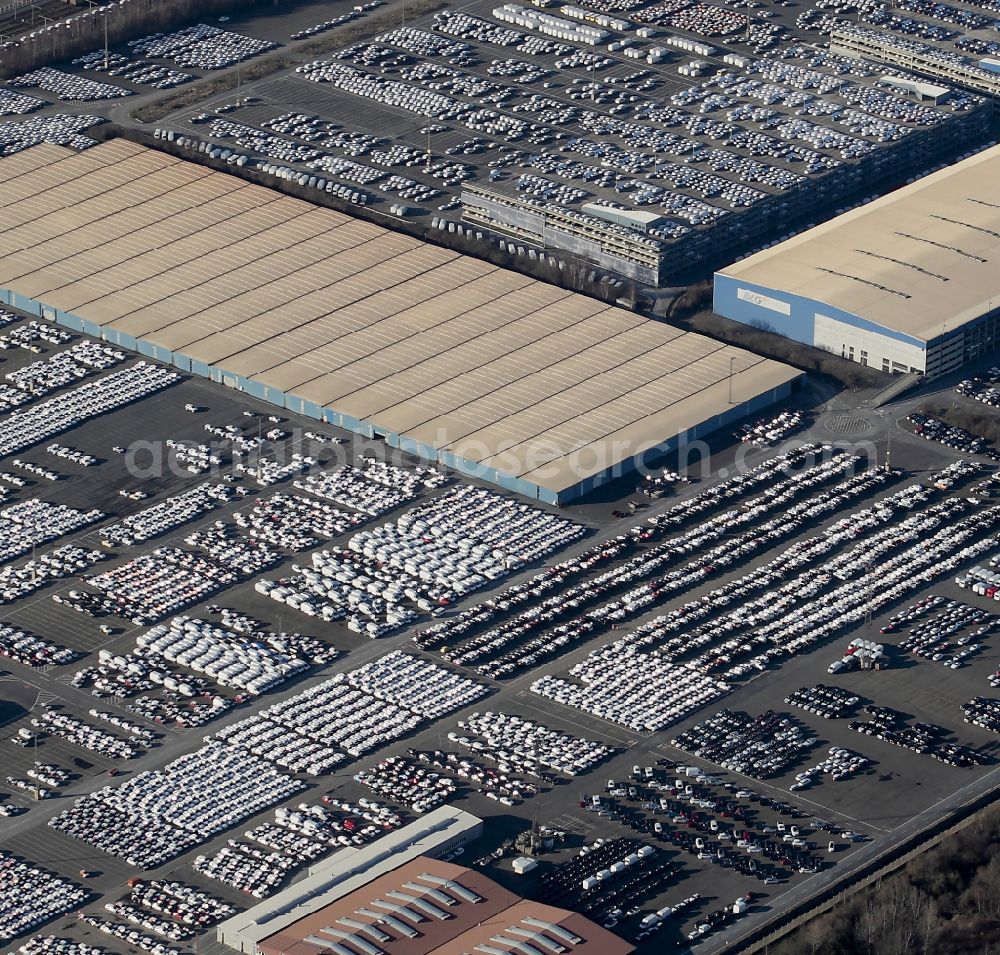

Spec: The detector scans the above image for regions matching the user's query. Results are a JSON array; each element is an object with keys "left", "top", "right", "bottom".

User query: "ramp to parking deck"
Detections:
[{"left": 869, "top": 372, "right": 924, "bottom": 408}]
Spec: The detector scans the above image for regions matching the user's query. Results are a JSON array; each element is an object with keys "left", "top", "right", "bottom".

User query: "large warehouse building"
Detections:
[
  {"left": 217, "top": 808, "right": 632, "bottom": 955},
  {"left": 0, "top": 140, "right": 800, "bottom": 503},
  {"left": 714, "top": 145, "right": 1000, "bottom": 379}
]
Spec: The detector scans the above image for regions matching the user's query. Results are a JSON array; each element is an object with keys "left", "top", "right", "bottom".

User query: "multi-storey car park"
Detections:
[
  {"left": 829, "top": 22, "right": 1000, "bottom": 103},
  {"left": 228, "top": 10, "right": 994, "bottom": 287}
]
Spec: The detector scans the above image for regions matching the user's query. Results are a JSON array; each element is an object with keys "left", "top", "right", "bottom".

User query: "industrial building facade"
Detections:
[
  {"left": 714, "top": 145, "right": 1000, "bottom": 378},
  {"left": 461, "top": 90, "right": 991, "bottom": 290},
  {"left": 0, "top": 140, "right": 801, "bottom": 504}
]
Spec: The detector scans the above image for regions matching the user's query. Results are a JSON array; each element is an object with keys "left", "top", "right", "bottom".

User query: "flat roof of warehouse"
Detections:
[
  {"left": 0, "top": 140, "right": 799, "bottom": 495},
  {"left": 718, "top": 145, "right": 1000, "bottom": 343}
]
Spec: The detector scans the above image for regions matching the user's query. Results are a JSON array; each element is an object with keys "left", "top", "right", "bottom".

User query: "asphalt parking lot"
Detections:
[{"left": 0, "top": 300, "right": 996, "bottom": 953}]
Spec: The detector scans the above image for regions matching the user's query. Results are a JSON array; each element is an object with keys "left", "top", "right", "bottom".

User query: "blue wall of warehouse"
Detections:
[
  {"left": 1, "top": 287, "right": 798, "bottom": 506},
  {"left": 712, "top": 274, "right": 927, "bottom": 352}
]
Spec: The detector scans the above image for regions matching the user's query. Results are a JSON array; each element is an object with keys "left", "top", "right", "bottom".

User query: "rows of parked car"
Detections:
[
  {"left": 0, "top": 853, "right": 89, "bottom": 943},
  {"left": 0, "top": 625, "right": 78, "bottom": 668},
  {"left": 735, "top": 409, "right": 804, "bottom": 447},
  {"left": 0, "top": 362, "right": 179, "bottom": 457},
  {"left": 417, "top": 444, "right": 829, "bottom": 655},
  {"left": 410, "top": 748, "right": 535, "bottom": 803},
  {"left": 127, "top": 24, "right": 276, "bottom": 70},
  {"left": 355, "top": 754, "right": 458, "bottom": 813},
  {"left": 955, "top": 371, "right": 1000, "bottom": 407},
  {"left": 713, "top": 503, "right": 1000, "bottom": 678},
  {"left": 673, "top": 710, "right": 818, "bottom": 780},
  {"left": 102, "top": 898, "right": 195, "bottom": 943},
  {"left": 284, "top": 796, "right": 402, "bottom": 847},
  {"left": 211, "top": 650, "right": 488, "bottom": 778},
  {"left": 243, "top": 821, "right": 331, "bottom": 864},
  {"left": 87, "top": 709, "right": 157, "bottom": 746},
  {"left": 9, "top": 938, "right": 109, "bottom": 955},
  {"left": 232, "top": 492, "right": 364, "bottom": 549},
  {"left": 850, "top": 705, "right": 986, "bottom": 767},
  {"left": 25, "top": 763, "right": 70, "bottom": 789},
  {"left": 213, "top": 705, "right": 347, "bottom": 777},
  {"left": 0, "top": 88, "right": 44, "bottom": 116},
  {"left": 0, "top": 499, "right": 104, "bottom": 567},
  {"left": 75, "top": 642, "right": 222, "bottom": 709},
  {"left": 8, "top": 68, "right": 130, "bottom": 101},
  {"left": 533, "top": 655, "right": 728, "bottom": 733},
  {"left": 895, "top": 599, "right": 996, "bottom": 667},
  {"left": 0, "top": 114, "right": 102, "bottom": 157},
  {"left": 453, "top": 453, "right": 878, "bottom": 680},
  {"left": 594, "top": 762, "right": 837, "bottom": 882},
  {"left": 534, "top": 837, "right": 677, "bottom": 928},
  {"left": 182, "top": 524, "right": 281, "bottom": 578},
  {"left": 48, "top": 740, "right": 304, "bottom": 868},
  {"left": 906, "top": 411, "right": 999, "bottom": 459},
  {"left": 125, "top": 690, "right": 231, "bottom": 730},
  {"left": 32, "top": 710, "right": 145, "bottom": 761},
  {"left": 290, "top": 8, "right": 370, "bottom": 41},
  {"left": 236, "top": 453, "right": 314, "bottom": 487},
  {"left": 99, "top": 484, "right": 238, "bottom": 546},
  {"left": 956, "top": 560, "right": 1000, "bottom": 600},
  {"left": 961, "top": 697, "right": 1000, "bottom": 733},
  {"left": 192, "top": 842, "right": 296, "bottom": 899},
  {"left": 9, "top": 459, "right": 59, "bottom": 482},
  {"left": 45, "top": 445, "right": 97, "bottom": 467},
  {"left": 261, "top": 485, "right": 583, "bottom": 634},
  {"left": 78, "top": 914, "right": 181, "bottom": 955},
  {"left": 792, "top": 747, "right": 872, "bottom": 790},
  {"left": 0, "top": 543, "right": 101, "bottom": 607},
  {"left": 508, "top": 459, "right": 895, "bottom": 680},
  {"left": 135, "top": 615, "right": 311, "bottom": 696},
  {"left": 7, "top": 341, "right": 126, "bottom": 399},
  {"left": 60, "top": 547, "right": 237, "bottom": 625},
  {"left": 116, "top": 879, "right": 234, "bottom": 935},
  {"left": 785, "top": 684, "right": 860, "bottom": 719},
  {"left": 72, "top": 50, "right": 195, "bottom": 89},
  {"left": 452, "top": 710, "right": 611, "bottom": 778},
  {"left": 528, "top": 467, "right": 916, "bottom": 720},
  {"left": 0, "top": 320, "right": 72, "bottom": 352},
  {"left": 211, "top": 606, "right": 337, "bottom": 665}
]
